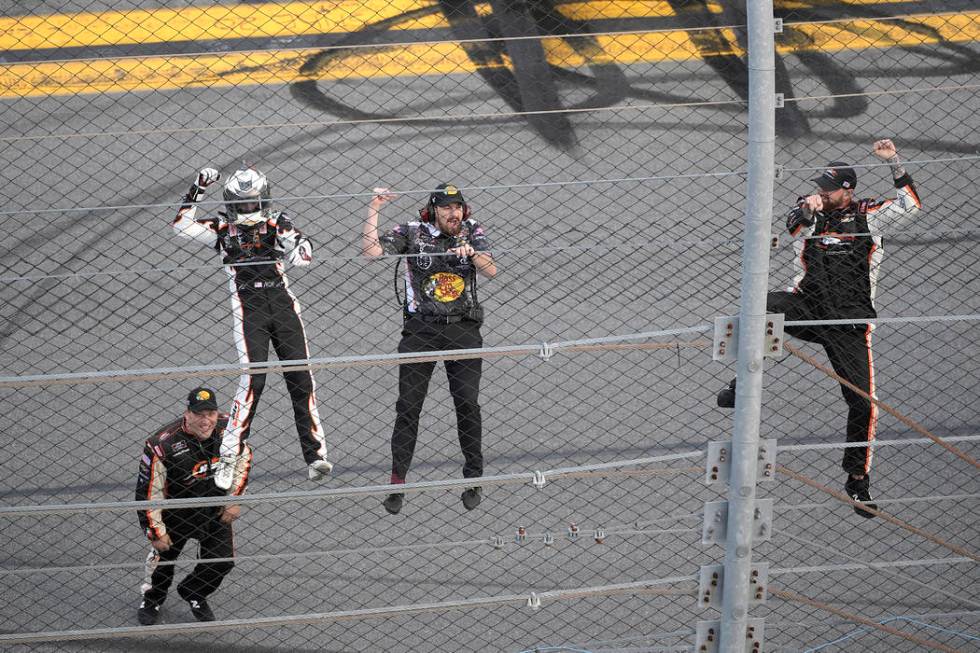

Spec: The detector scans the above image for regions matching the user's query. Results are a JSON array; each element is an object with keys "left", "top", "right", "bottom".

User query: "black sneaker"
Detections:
[
  {"left": 845, "top": 475, "right": 878, "bottom": 519},
  {"left": 137, "top": 598, "right": 160, "bottom": 626},
  {"left": 186, "top": 597, "right": 215, "bottom": 622},
  {"left": 383, "top": 493, "right": 404, "bottom": 515},
  {"left": 461, "top": 487, "right": 482, "bottom": 511},
  {"left": 717, "top": 378, "right": 736, "bottom": 408}
]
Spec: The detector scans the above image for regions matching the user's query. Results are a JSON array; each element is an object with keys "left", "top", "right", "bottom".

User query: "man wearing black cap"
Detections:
[
  {"left": 363, "top": 184, "right": 497, "bottom": 514},
  {"left": 717, "top": 139, "right": 921, "bottom": 517},
  {"left": 135, "top": 387, "right": 252, "bottom": 625}
]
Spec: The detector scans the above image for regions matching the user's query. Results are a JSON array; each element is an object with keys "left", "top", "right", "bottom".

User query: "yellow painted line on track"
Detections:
[
  {"left": 0, "top": 1, "right": 717, "bottom": 52},
  {"left": 0, "top": 1, "right": 425, "bottom": 51},
  {"left": 0, "top": 0, "right": 911, "bottom": 52},
  {"left": 0, "top": 12, "right": 977, "bottom": 99}
]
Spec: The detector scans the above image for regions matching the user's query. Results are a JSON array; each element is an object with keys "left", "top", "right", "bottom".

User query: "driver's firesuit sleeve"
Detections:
[
  {"left": 136, "top": 437, "right": 168, "bottom": 541},
  {"left": 172, "top": 182, "right": 219, "bottom": 247}
]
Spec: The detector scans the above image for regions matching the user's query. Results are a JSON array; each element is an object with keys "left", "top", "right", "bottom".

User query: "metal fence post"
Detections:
[{"left": 719, "top": 1, "right": 777, "bottom": 651}]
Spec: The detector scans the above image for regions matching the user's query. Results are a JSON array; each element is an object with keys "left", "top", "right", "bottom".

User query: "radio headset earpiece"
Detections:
[{"left": 417, "top": 196, "right": 435, "bottom": 223}]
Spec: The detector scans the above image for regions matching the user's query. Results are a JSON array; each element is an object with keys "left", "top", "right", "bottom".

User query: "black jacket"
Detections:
[
  {"left": 785, "top": 173, "right": 921, "bottom": 320},
  {"left": 135, "top": 416, "right": 251, "bottom": 540}
]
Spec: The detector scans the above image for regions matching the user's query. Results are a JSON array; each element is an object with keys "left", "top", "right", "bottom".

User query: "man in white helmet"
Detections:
[{"left": 172, "top": 167, "right": 332, "bottom": 488}]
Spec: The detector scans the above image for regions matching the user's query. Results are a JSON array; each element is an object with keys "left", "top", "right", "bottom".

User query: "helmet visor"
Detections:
[{"left": 232, "top": 200, "right": 261, "bottom": 215}]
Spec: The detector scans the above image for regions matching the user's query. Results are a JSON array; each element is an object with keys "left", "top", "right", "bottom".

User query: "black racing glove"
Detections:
[
  {"left": 276, "top": 213, "right": 294, "bottom": 233},
  {"left": 786, "top": 199, "right": 815, "bottom": 234}
]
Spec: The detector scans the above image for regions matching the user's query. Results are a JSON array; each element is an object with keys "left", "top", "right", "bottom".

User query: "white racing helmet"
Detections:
[{"left": 223, "top": 168, "right": 272, "bottom": 226}]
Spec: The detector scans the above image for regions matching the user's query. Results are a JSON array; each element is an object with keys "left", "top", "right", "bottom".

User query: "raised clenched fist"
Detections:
[
  {"left": 872, "top": 139, "right": 897, "bottom": 161},
  {"left": 371, "top": 187, "right": 397, "bottom": 207},
  {"left": 196, "top": 168, "right": 220, "bottom": 188},
  {"left": 803, "top": 194, "right": 824, "bottom": 212}
]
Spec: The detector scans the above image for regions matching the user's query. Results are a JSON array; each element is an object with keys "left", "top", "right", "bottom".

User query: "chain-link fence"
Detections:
[{"left": 1, "top": 1, "right": 977, "bottom": 651}]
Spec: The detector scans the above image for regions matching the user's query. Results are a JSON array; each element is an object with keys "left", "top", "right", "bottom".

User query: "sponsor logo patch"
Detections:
[
  {"left": 192, "top": 456, "right": 222, "bottom": 480},
  {"left": 423, "top": 272, "right": 465, "bottom": 302}
]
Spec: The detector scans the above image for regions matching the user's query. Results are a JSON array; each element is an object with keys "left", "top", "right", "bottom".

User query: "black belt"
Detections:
[
  {"left": 237, "top": 279, "right": 285, "bottom": 290},
  {"left": 412, "top": 313, "right": 467, "bottom": 324}
]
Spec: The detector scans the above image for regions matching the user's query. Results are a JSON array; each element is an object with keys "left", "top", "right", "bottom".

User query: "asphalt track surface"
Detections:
[{"left": 1, "top": 2, "right": 979, "bottom": 652}]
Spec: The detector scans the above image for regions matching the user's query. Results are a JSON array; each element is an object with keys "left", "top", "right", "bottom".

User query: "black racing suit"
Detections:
[
  {"left": 776, "top": 173, "right": 921, "bottom": 475},
  {"left": 379, "top": 219, "right": 491, "bottom": 484},
  {"left": 173, "top": 197, "right": 327, "bottom": 465},
  {"left": 136, "top": 416, "right": 252, "bottom": 605}
]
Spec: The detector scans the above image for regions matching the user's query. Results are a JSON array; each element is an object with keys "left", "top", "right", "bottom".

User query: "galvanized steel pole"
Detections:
[{"left": 719, "top": 0, "right": 776, "bottom": 650}]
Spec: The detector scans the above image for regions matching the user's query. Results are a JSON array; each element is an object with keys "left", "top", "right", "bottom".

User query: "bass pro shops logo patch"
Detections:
[{"left": 423, "top": 272, "right": 465, "bottom": 302}]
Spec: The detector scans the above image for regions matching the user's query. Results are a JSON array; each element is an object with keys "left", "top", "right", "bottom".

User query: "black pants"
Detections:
[
  {"left": 768, "top": 291, "right": 877, "bottom": 475},
  {"left": 223, "top": 285, "right": 326, "bottom": 464},
  {"left": 143, "top": 511, "right": 234, "bottom": 605},
  {"left": 390, "top": 316, "right": 484, "bottom": 483}
]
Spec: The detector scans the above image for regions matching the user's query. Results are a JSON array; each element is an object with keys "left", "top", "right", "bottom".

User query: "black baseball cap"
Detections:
[
  {"left": 812, "top": 162, "right": 857, "bottom": 191},
  {"left": 187, "top": 387, "right": 219, "bottom": 412},
  {"left": 430, "top": 183, "right": 466, "bottom": 207}
]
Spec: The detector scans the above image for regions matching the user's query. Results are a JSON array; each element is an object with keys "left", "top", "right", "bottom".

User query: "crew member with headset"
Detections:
[{"left": 362, "top": 183, "right": 497, "bottom": 515}]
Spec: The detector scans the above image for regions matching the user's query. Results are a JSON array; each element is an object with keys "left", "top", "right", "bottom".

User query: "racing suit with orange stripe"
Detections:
[
  {"left": 776, "top": 172, "right": 921, "bottom": 475},
  {"left": 172, "top": 199, "right": 327, "bottom": 467},
  {"left": 135, "top": 416, "right": 252, "bottom": 604}
]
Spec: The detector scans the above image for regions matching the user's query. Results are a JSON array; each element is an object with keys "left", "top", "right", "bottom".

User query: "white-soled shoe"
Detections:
[
  {"left": 307, "top": 459, "right": 334, "bottom": 481},
  {"left": 213, "top": 455, "right": 236, "bottom": 491}
]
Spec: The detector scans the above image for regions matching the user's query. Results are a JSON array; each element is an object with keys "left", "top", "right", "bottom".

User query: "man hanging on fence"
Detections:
[
  {"left": 136, "top": 387, "right": 252, "bottom": 625},
  {"left": 172, "top": 166, "right": 332, "bottom": 488},
  {"left": 716, "top": 138, "right": 921, "bottom": 518},
  {"left": 362, "top": 184, "right": 497, "bottom": 515}
]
